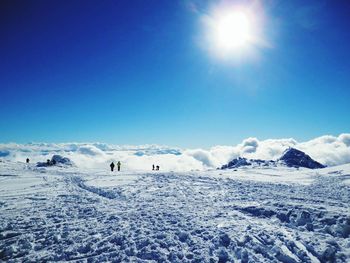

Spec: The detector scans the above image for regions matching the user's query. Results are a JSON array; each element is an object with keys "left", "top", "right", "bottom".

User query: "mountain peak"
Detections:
[
  {"left": 221, "top": 147, "right": 326, "bottom": 170},
  {"left": 278, "top": 147, "right": 325, "bottom": 169}
]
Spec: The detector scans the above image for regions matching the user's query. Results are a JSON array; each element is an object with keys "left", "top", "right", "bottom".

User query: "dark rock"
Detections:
[
  {"left": 279, "top": 148, "right": 325, "bottom": 169},
  {"left": 221, "top": 157, "right": 252, "bottom": 169},
  {"left": 36, "top": 155, "right": 74, "bottom": 167},
  {"left": 221, "top": 157, "right": 276, "bottom": 169}
]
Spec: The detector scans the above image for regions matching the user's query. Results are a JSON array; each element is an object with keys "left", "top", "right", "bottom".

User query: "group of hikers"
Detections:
[
  {"left": 110, "top": 161, "right": 121, "bottom": 172},
  {"left": 109, "top": 162, "right": 160, "bottom": 172},
  {"left": 152, "top": 164, "right": 160, "bottom": 171},
  {"left": 25, "top": 157, "right": 159, "bottom": 172}
]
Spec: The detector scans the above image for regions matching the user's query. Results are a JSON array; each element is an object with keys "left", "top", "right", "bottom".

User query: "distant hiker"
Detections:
[
  {"left": 156, "top": 165, "right": 160, "bottom": 171},
  {"left": 26, "top": 158, "right": 30, "bottom": 164},
  {"left": 117, "top": 161, "right": 121, "bottom": 171},
  {"left": 110, "top": 162, "right": 115, "bottom": 172},
  {"left": 152, "top": 164, "right": 155, "bottom": 171},
  {"left": 47, "top": 159, "right": 51, "bottom": 165}
]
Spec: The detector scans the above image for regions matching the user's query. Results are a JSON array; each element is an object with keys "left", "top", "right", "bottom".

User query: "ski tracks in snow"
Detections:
[{"left": 0, "top": 167, "right": 350, "bottom": 262}]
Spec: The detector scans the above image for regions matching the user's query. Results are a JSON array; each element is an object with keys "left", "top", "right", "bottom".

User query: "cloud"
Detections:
[
  {"left": 240, "top": 137, "right": 259, "bottom": 153},
  {"left": 298, "top": 134, "right": 350, "bottom": 166},
  {"left": 184, "top": 149, "right": 216, "bottom": 167},
  {"left": 339, "top": 134, "right": 350, "bottom": 147},
  {"left": 245, "top": 138, "right": 297, "bottom": 160},
  {"left": 77, "top": 145, "right": 105, "bottom": 156},
  {"left": 1, "top": 134, "right": 350, "bottom": 170}
]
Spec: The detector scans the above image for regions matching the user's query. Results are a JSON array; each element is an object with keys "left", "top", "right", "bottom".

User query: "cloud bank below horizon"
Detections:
[{"left": 1, "top": 134, "right": 350, "bottom": 171}]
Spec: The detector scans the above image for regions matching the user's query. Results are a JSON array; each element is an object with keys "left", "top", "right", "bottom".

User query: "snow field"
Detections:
[{"left": 0, "top": 162, "right": 350, "bottom": 262}]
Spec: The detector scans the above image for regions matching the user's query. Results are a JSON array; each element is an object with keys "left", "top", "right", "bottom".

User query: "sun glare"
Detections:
[
  {"left": 215, "top": 11, "right": 251, "bottom": 50},
  {"left": 202, "top": 2, "right": 267, "bottom": 61}
]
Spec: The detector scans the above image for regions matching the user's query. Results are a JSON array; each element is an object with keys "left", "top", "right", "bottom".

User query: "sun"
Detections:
[
  {"left": 201, "top": 2, "right": 267, "bottom": 61},
  {"left": 215, "top": 11, "right": 251, "bottom": 51}
]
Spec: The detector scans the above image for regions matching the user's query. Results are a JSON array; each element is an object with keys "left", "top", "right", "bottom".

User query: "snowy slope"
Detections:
[{"left": 1, "top": 161, "right": 350, "bottom": 262}]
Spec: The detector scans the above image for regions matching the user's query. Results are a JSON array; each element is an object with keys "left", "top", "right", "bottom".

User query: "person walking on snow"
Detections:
[
  {"left": 110, "top": 162, "right": 115, "bottom": 172},
  {"left": 117, "top": 161, "right": 121, "bottom": 171},
  {"left": 152, "top": 164, "right": 155, "bottom": 171}
]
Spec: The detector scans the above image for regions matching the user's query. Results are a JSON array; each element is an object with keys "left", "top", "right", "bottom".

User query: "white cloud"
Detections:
[
  {"left": 240, "top": 137, "right": 259, "bottom": 153},
  {"left": 77, "top": 145, "right": 105, "bottom": 156},
  {"left": 298, "top": 134, "right": 350, "bottom": 166},
  {"left": 1, "top": 134, "right": 350, "bottom": 170},
  {"left": 184, "top": 149, "right": 216, "bottom": 167},
  {"left": 339, "top": 134, "right": 350, "bottom": 147}
]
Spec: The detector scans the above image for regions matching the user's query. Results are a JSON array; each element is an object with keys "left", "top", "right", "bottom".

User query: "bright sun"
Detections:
[
  {"left": 202, "top": 2, "right": 268, "bottom": 61},
  {"left": 215, "top": 11, "right": 251, "bottom": 51}
]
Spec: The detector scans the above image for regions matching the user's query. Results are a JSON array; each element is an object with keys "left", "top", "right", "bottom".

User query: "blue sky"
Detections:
[{"left": 1, "top": 0, "right": 349, "bottom": 147}]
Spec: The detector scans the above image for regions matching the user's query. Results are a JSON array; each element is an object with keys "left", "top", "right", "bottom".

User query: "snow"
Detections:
[{"left": 1, "top": 161, "right": 350, "bottom": 262}]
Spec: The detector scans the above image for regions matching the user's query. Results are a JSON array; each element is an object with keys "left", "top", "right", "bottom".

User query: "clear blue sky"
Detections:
[{"left": 1, "top": 0, "right": 349, "bottom": 147}]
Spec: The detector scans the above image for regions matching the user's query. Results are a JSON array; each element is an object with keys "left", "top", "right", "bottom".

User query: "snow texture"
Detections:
[{"left": 1, "top": 161, "right": 350, "bottom": 262}]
